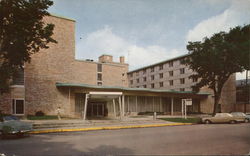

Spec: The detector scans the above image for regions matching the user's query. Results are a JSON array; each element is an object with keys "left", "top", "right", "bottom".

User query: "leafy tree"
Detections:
[
  {"left": 184, "top": 24, "right": 250, "bottom": 115},
  {"left": 0, "top": 0, "right": 57, "bottom": 93}
]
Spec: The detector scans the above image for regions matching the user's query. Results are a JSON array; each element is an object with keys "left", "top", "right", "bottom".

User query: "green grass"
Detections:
[
  {"left": 159, "top": 117, "right": 201, "bottom": 123},
  {"left": 27, "top": 115, "right": 58, "bottom": 120}
]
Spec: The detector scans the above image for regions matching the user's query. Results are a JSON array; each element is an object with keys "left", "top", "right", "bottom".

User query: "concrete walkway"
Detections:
[{"left": 22, "top": 115, "right": 195, "bottom": 134}]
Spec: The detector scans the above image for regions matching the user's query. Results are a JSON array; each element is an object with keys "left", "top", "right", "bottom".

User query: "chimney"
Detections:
[
  {"left": 98, "top": 54, "right": 113, "bottom": 63},
  {"left": 120, "top": 56, "right": 125, "bottom": 64}
]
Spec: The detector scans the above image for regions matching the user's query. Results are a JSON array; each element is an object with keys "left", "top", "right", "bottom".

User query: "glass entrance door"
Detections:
[{"left": 90, "top": 102, "right": 104, "bottom": 117}]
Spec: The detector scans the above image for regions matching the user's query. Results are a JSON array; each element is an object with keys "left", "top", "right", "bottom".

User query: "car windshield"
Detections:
[
  {"left": 3, "top": 116, "right": 19, "bottom": 121},
  {"left": 231, "top": 112, "right": 245, "bottom": 116}
]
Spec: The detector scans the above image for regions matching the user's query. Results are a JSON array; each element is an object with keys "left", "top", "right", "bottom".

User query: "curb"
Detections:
[{"left": 29, "top": 123, "right": 194, "bottom": 134}]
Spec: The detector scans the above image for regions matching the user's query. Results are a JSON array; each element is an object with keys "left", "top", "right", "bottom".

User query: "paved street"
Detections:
[{"left": 0, "top": 123, "right": 250, "bottom": 155}]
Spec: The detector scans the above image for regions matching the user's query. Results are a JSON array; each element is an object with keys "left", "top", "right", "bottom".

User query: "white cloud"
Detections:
[
  {"left": 76, "top": 26, "right": 183, "bottom": 70},
  {"left": 186, "top": 0, "right": 250, "bottom": 42}
]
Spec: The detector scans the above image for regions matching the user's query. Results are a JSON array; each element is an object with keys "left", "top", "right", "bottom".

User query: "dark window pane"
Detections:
[
  {"left": 97, "top": 64, "right": 102, "bottom": 72},
  {"left": 15, "top": 100, "right": 24, "bottom": 114}
]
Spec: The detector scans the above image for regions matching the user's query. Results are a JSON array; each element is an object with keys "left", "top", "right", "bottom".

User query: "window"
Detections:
[
  {"left": 129, "top": 73, "right": 133, "bottom": 77},
  {"left": 180, "top": 78, "right": 185, "bottom": 84},
  {"left": 136, "top": 86, "right": 139, "bottom": 88},
  {"left": 143, "top": 69, "right": 146, "bottom": 75},
  {"left": 143, "top": 77, "right": 147, "bottom": 82},
  {"left": 159, "top": 73, "right": 163, "bottom": 79},
  {"left": 169, "top": 61, "right": 173, "bottom": 67},
  {"left": 130, "top": 80, "right": 133, "bottom": 85},
  {"left": 136, "top": 71, "right": 139, "bottom": 76},
  {"left": 159, "top": 64, "right": 163, "bottom": 70},
  {"left": 159, "top": 82, "right": 164, "bottom": 87},
  {"left": 137, "top": 78, "right": 139, "bottom": 83},
  {"left": 122, "top": 73, "right": 125, "bottom": 76},
  {"left": 151, "top": 75, "right": 154, "bottom": 80},
  {"left": 151, "top": 83, "right": 154, "bottom": 88},
  {"left": 169, "top": 71, "right": 173, "bottom": 76},
  {"left": 97, "top": 64, "right": 102, "bottom": 72},
  {"left": 97, "top": 73, "right": 102, "bottom": 81},
  {"left": 180, "top": 68, "right": 185, "bottom": 74},
  {"left": 143, "top": 85, "right": 147, "bottom": 88},
  {"left": 13, "top": 68, "right": 24, "bottom": 85},
  {"left": 151, "top": 67, "right": 154, "bottom": 72},
  {"left": 180, "top": 88, "right": 185, "bottom": 91},
  {"left": 169, "top": 80, "right": 173, "bottom": 86},
  {"left": 12, "top": 99, "right": 24, "bottom": 115},
  {"left": 97, "top": 82, "right": 102, "bottom": 86}
]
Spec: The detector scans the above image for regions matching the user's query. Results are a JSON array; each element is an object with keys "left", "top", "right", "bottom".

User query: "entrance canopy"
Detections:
[{"left": 89, "top": 92, "right": 122, "bottom": 99}]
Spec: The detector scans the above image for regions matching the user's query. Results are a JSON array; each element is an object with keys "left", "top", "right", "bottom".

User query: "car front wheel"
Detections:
[
  {"left": 204, "top": 120, "right": 211, "bottom": 124},
  {"left": 230, "top": 120, "right": 237, "bottom": 124},
  {"left": 244, "top": 119, "right": 249, "bottom": 123}
]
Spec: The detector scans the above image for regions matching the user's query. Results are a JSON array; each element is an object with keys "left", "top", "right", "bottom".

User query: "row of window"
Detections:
[
  {"left": 130, "top": 59, "right": 186, "bottom": 77},
  {"left": 97, "top": 64, "right": 102, "bottom": 86},
  {"left": 131, "top": 68, "right": 186, "bottom": 79},
  {"left": 131, "top": 77, "right": 198, "bottom": 86},
  {"left": 135, "top": 82, "right": 189, "bottom": 91}
]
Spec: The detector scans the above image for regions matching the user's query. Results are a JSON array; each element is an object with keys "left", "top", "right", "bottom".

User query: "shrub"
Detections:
[{"left": 35, "top": 111, "right": 45, "bottom": 116}]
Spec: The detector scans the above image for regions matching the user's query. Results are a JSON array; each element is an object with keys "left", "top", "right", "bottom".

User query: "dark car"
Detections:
[{"left": 0, "top": 116, "right": 33, "bottom": 138}]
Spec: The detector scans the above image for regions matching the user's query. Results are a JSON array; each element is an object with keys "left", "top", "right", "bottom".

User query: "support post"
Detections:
[
  {"left": 181, "top": 99, "right": 184, "bottom": 118},
  {"left": 122, "top": 95, "right": 125, "bottom": 117},
  {"left": 153, "top": 97, "right": 155, "bottom": 112},
  {"left": 119, "top": 96, "right": 122, "bottom": 119},
  {"left": 171, "top": 97, "right": 174, "bottom": 116},
  {"left": 136, "top": 96, "right": 138, "bottom": 112},
  {"left": 160, "top": 97, "right": 162, "bottom": 112},
  {"left": 128, "top": 96, "right": 130, "bottom": 112},
  {"left": 83, "top": 94, "right": 89, "bottom": 120},
  {"left": 68, "top": 88, "right": 71, "bottom": 106},
  {"left": 113, "top": 99, "right": 116, "bottom": 117}
]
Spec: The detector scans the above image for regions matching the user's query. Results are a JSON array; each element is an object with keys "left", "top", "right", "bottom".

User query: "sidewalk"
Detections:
[{"left": 23, "top": 115, "right": 195, "bottom": 134}]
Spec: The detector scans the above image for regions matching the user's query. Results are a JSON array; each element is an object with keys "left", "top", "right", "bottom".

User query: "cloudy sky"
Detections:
[{"left": 48, "top": 0, "right": 250, "bottom": 80}]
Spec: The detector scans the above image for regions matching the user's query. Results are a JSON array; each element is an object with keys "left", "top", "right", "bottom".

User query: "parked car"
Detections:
[
  {"left": 0, "top": 115, "right": 33, "bottom": 138},
  {"left": 246, "top": 113, "right": 250, "bottom": 120},
  {"left": 202, "top": 113, "right": 246, "bottom": 124},
  {"left": 230, "top": 112, "right": 249, "bottom": 123}
]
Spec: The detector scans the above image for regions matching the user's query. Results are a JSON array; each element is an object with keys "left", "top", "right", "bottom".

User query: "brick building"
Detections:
[{"left": 0, "top": 15, "right": 237, "bottom": 119}]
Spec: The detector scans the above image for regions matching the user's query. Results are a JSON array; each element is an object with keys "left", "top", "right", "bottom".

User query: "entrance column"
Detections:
[
  {"left": 171, "top": 97, "right": 174, "bottom": 116},
  {"left": 119, "top": 96, "right": 122, "bottom": 119},
  {"left": 113, "top": 99, "right": 116, "bottom": 117},
  {"left": 83, "top": 94, "right": 89, "bottom": 120},
  {"left": 122, "top": 95, "right": 125, "bottom": 117}
]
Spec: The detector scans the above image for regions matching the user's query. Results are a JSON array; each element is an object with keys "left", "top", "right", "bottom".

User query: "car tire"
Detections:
[
  {"left": 230, "top": 120, "right": 237, "bottom": 124},
  {"left": 244, "top": 119, "right": 249, "bottom": 123},
  {"left": 205, "top": 120, "right": 211, "bottom": 124}
]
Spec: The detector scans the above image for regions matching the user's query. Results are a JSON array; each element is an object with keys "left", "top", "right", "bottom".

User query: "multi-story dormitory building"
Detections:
[{"left": 0, "top": 15, "right": 236, "bottom": 119}]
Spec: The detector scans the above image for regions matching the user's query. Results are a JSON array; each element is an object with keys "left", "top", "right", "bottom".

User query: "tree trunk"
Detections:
[
  {"left": 245, "top": 70, "right": 248, "bottom": 113},
  {"left": 213, "top": 89, "right": 222, "bottom": 116}
]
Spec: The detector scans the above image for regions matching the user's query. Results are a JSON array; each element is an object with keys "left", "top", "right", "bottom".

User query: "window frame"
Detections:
[{"left": 12, "top": 98, "right": 25, "bottom": 115}]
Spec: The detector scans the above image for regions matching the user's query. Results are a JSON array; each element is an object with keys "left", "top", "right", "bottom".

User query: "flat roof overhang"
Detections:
[{"left": 56, "top": 82, "right": 210, "bottom": 99}]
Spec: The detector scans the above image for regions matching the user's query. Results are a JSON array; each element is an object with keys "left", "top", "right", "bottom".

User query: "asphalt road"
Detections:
[{"left": 0, "top": 123, "right": 250, "bottom": 155}]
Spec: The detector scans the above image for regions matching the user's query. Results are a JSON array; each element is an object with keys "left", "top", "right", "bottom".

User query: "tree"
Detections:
[
  {"left": 0, "top": 0, "right": 57, "bottom": 93},
  {"left": 184, "top": 24, "right": 250, "bottom": 115}
]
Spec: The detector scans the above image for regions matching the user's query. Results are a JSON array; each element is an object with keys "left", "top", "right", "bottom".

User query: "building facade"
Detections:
[
  {"left": 0, "top": 15, "right": 237, "bottom": 119},
  {"left": 127, "top": 55, "right": 236, "bottom": 113}
]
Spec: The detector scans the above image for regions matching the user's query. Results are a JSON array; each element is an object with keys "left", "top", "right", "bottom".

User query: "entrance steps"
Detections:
[{"left": 28, "top": 117, "right": 168, "bottom": 129}]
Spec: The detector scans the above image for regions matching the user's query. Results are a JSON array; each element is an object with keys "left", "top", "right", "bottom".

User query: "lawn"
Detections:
[
  {"left": 27, "top": 115, "right": 58, "bottom": 120},
  {"left": 159, "top": 117, "right": 201, "bottom": 123}
]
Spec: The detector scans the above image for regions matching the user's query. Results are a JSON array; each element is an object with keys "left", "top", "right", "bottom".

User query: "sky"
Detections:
[{"left": 48, "top": 0, "right": 250, "bottom": 80}]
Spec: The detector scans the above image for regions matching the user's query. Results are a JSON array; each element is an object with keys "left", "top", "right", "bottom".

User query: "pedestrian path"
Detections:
[{"left": 22, "top": 116, "right": 194, "bottom": 134}]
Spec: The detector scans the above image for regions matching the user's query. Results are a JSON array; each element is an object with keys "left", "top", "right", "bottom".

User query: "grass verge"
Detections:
[
  {"left": 159, "top": 117, "right": 201, "bottom": 123},
  {"left": 27, "top": 115, "right": 58, "bottom": 120}
]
